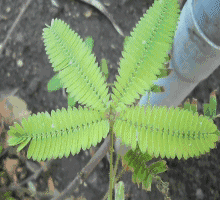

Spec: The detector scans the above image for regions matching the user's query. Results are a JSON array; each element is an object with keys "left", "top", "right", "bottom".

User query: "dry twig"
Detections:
[
  {"left": 52, "top": 134, "right": 111, "bottom": 200},
  {"left": 0, "top": 0, "right": 33, "bottom": 55}
]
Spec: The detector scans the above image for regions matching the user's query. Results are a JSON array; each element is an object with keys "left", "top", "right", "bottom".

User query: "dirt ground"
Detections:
[{"left": 1, "top": 0, "right": 220, "bottom": 199}]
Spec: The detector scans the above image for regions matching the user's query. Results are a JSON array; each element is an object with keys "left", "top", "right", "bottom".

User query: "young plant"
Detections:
[{"left": 7, "top": 0, "right": 220, "bottom": 199}]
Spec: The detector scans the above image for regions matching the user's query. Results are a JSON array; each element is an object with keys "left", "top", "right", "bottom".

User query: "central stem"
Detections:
[
  {"left": 108, "top": 127, "right": 114, "bottom": 200},
  {"left": 108, "top": 102, "right": 116, "bottom": 200}
]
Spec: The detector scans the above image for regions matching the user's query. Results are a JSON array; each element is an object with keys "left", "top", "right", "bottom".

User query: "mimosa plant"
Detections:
[{"left": 7, "top": 0, "right": 220, "bottom": 199}]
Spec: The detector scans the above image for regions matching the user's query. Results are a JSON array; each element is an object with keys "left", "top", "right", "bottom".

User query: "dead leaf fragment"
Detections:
[{"left": 3, "top": 158, "right": 19, "bottom": 182}]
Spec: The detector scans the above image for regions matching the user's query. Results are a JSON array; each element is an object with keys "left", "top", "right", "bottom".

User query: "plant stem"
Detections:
[
  {"left": 107, "top": 83, "right": 114, "bottom": 87},
  {"left": 108, "top": 103, "right": 115, "bottom": 200},
  {"left": 108, "top": 131, "right": 114, "bottom": 199},
  {"left": 102, "top": 153, "right": 127, "bottom": 200}
]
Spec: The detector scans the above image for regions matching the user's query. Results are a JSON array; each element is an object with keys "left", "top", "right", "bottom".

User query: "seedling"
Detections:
[{"left": 7, "top": 0, "right": 220, "bottom": 199}]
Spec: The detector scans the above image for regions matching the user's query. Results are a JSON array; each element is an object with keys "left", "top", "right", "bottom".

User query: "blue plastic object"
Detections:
[{"left": 139, "top": 0, "right": 220, "bottom": 108}]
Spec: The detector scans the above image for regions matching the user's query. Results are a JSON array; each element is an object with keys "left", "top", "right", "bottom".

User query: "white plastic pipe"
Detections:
[{"left": 116, "top": 0, "right": 220, "bottom": 157}]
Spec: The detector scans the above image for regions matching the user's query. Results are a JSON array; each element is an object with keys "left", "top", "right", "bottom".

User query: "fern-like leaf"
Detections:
[
  {"left": 43, "top": 19, "right": 110, "bottom": 111},
  {"left": 8, "top": 106, "right": 109, "bottom": 161},
  {"left": 113, "top": 105, "right": 218, "bottom": 159},
  {"left": 122, "top": 144, "right": 167, "bottom": 192},
  {"left": 111, "top": 0, "right": 180, "bottom": 107}
]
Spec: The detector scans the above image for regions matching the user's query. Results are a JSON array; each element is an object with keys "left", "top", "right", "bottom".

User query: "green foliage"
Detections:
[
  {"left": 204, "top": 95, "right": 217, "bottom": 118},
  {"left": 179, "top": 94, "right": 218, "bottom": 118},
  {"left": 43, "top": 19, "right": 110, "bottom": 111},
  {"left": 47, "top": 36, "right": 96, "bottom": 107},
  {"left": 122, "top": 144, "right": 167, "bottom": 191},
  {"left": 84, "top": 36, "right": 94, "bottom": 52},
  {"left": 111, "top": 0, "right": 180, "bottom": 107},
  {"left": 101, "top": 58, "right": 109, "bottom": 81},
  {"left": 6, "top": 1, "right": 220, "bottom": 199},
  {"left": 150, "top": 54, "right": 172, "bottom": 93},
  {"left": 47, "top": 73, "right": 63, "bottom": 92},
  {"left": 115, "top": 181, "right": 125, "bottom": 200},
  {"left": 6, "top": 3, "right": 219, "bottom": 198},
  {"left": 0, "top": 172, "right": 16, "bottom": 199},
  {"left": 120, "top": 94, "right": 220, "bottom": 194},
  {"left": 114, "top": 104, "right": 218, "bottom": 159},
  {"left": 8, "top": 106, "right": 109, "bottom": 161}
]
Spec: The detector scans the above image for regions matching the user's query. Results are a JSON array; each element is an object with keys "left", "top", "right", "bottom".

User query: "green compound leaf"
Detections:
[
  {"left": 122, "top": 144, "right": 167, "bottom": 192},
  {"left": 204, "top": 94, "right": 217, "bottom": 119},
  {"left": 8, "top": 106, "right": 109, "bottom": 161},
  {"left": 43, "top": 19, "right": 110, "bottom": 111},
  {"left": 67, "top": 94, "right": 76, "bottom": 108},
  {"left": 47, "top": 73, "right": 63, "bottom": 92},
  {"left": 47, "top": 36, "right": 94, "bottom": 105},
  {"left": 101, "top": 58, "right": 109, "bottom": 81},
  {"left": 84, "top": 36, "right": 94, "bottom": 52},
  {"left": 114, "top": 104, "right": 218, "bottom": 160},
  {"left": 111, "top": 0, "right": 180, "bottom": 107}
]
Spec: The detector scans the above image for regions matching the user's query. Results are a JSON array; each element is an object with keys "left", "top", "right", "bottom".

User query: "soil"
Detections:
[{"left": 0, "top": 0, "right": 220, "bottom": 200}]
